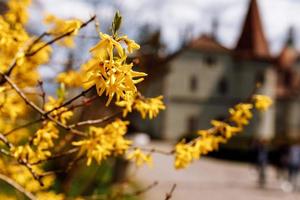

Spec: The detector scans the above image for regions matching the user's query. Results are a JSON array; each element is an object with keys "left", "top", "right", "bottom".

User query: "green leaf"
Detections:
[{"left": 111, "top": 11, "right": 122, "bottom": 37}]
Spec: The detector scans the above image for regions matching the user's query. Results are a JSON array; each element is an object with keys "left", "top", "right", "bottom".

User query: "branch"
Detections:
[
  {"left": 137, "top": 147, "right": 174, "bottom": 155},
  {"left": 30, "top": 148, "right": 79, "bottom": 165},
  {"left": 165, "top": 184, "right": 176, "bottom": 200},
  {"left": 68, "top": 111, "right": 121, "bottom": 128},
  {"left": 25, "top": 15, "right": 96, "bottom": 57},
  {"left": 125, "top": 181, "right": 158, "bottom": 197},
  {"left": 4, "top": 118, "right": 42, "bottom": 136},
  {"left": 3, "top": 15, "right": 96, "bottom": 79},
  {"left": 3, "top": 73, "right": 86, "bottom": 136},
  {"left": 0, "top": 173, "right": 37, "bottom": 200},
  {"left": 44, "top": 86, "right": 94, "bottom": 116}
]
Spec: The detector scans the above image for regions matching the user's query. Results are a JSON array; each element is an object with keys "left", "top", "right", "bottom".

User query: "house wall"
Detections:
[{"left": 162, "top": 50, "right": 276, "bottom": 140}]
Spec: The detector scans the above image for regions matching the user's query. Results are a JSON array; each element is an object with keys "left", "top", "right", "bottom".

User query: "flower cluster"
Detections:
[
  {"left": 44, "top": 14, "right": 82, "bottom": 47},
  {"left": 126, "top": 148, "right": 153, "bottom": 167},
  {"left": 174, "top": 95, "right": 273, "bottom": 169},
  {"left": 82, "top": 32, "right": 146, "bottom": 106},
  {"left": 116, "top": 94, "right": 166, "bottom": 119},
  {"left": 72, "top": 119, "right": 131, "bottom": 166}
]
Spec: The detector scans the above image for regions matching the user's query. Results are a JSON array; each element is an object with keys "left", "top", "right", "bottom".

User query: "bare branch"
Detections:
[
  {"left": 4, "top": 118, "right": 42, "bottom": 136},
  {"left": 69, "top": 111, "right": 121, "bottom": 128},
  {"left": 165, "top": 184, "right": 177, "bottom": 200},
  {"left": 0, "top": 173, "right": 37, "bottom": 200},
  {"left": 125, "top": 181, "right": 158, "bottom": 196},
  {"left": 3, "top": 74, "right": 86, "bottom": 136},
  {"left": 25, "top": 15, "right": 96, "bottom": 57}
]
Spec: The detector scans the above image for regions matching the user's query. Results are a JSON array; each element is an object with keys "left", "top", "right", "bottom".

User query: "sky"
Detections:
[{"left": 31, "top": 0, "right": 300, "bottom": 55}]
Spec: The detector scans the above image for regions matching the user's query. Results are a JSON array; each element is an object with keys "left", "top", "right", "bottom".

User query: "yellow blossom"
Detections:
[
  {"left": 134, "top": 96, "right": 166, "bottom": 119},
  {"left": 252, "top": 95, "right": 273, "bottom": 111},
  {"left": 229, "top": 103, "right": 253, "bottom": 127},
  {"left": 44, "top": 14, "right": 82, "bottom": 47},
  {"left": 73, "top": 119, "right": 131, "bottom": 166},
  {"left": 211, "top": 120, "right": 241, "bottom": 139},
  {"left": 56, "top": 70, "right": 83, "bottom": 88},
  {"left": 127, "top": 148, "right": 153, "bottom": 167}
]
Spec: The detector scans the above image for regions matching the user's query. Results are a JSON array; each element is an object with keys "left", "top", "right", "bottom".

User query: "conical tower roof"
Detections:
[{"left": 234, "top": 0, "right": 270, "bottom": 59}]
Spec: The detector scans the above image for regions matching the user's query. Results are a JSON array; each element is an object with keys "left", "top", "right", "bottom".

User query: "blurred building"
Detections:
[{"left": 153, "top": 0, "right": 300, "bottom": 143}]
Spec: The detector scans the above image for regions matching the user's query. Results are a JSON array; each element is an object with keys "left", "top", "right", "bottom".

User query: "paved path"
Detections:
[{"left": 127, "top": 142, "right": 300, "bottom": 200}]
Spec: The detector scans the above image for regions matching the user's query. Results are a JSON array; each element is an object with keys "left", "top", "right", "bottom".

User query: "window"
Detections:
[
  {"left": 187, "top": 116, "right": 198, "bottom": 132},
  {"left": 218, "top": 77, "right": 228, "bottom": 95},
  {"left": 190, "top": 75, "right": 198, "bottom": 92},
  {"left": 203, "top": 55, "right": 217, "bottom": 66},
  {"left": 255, "top": 70, "right": 265, "bottom": 85}
]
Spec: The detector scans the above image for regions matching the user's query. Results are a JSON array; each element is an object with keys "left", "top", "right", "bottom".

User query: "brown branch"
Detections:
[
  {"left": 0, "top": 173, "right": 37, "bottom": 200},
  {"left": 37, "top": 80, "right": 46, "bottom": 107},
  {"left": 3, "top": 74, "right": 86, "bottom": 136},
  {"left": 25, "top": 15, "right": 96, "bottom": 57},
  {"left": 165, "top": 184, "right": 176, "bottom": 200},
  {"left": 137, "top": 147, "right": 174, "bottom": 155},
  {"left": 44, "top": 86, "right": 94, "bottom": 116},
  {"left": 0, "top": 133, "right": 44, "bottom": 187},
  {"left": 4, "top": 118, "right": 42, "bottom": 136},
  {"left": 125, "top": 181, "right": 158, "bottom": 197},
  {"left": 2, "top": 15, "right": 96, "bottom": 80},
  {"left": 30, "top": 148, "right": 79, "bottom": 165},
  {"left": 68, "top": 111, "right": 121, "bottom": 128}
]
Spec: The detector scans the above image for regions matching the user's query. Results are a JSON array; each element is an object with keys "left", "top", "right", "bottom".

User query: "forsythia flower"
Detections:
[
  {"left": 44, "top": 96, "right": 73, "bottom": 125},
  {"left": 5, "top": 0, "right": 31, "bottom": 25},
  {"left": 56, "top": 70, "right": 83, "bottom": 88},
  {"left": 229, "top": 103, "right": 253, "bottom": 127},
  {"left": 37, "top": 192, "right": 65, "bottom": 200},
  {"left": 126, "top": 148, "right": 152, "bottom": 167},
  {"left": 174, "top": 142, "right": 194, "bottom": 169},
  {"left": 44, "top": 14, "right": 82, "bottom": 47},
  {"left": 116, "top": 94, "right": 166, "bottom": 119},
  {"left": 134, "top": 96, "right": 166, "bottom": 119},
  {"left": 33, "top": 122, "right": 59, "bottom": 160},
  {"left": 7, "top": 165, "right": 54, "bottom": 193},
  {"left": 252, "top": 95, "right": 273, "bottom": 111},
  {"left": 72, "top": 119, "right": 131, "bottom": 166},
  {"left": 82, "top": 32, "right": 147, "bottom": 106},
  {"left": 211, "top": 120, "right": 241, "bottom": 139}
]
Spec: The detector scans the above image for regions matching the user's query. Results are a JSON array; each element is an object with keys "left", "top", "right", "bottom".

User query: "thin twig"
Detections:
[
  {"left": 165, "top": 184, "right": 177, "bottom": 200},
  {"left": 30, "top": 148, "right": 79, "bottom": 165},
  {"left": 125, "top": 181, "right": 158, "bottom": 196},
  {"left": 2, "top": 15, "right": 96, "bottom": 80},
  {"left": 3, "top": 74, "right": 86, "bottom": 136},
  {"left": 4, "top": 118, "right": 42, "bottom": 136},
  {"left": 25, "top": 15, "right": 96, "bottom": 57},
  {"left": 0, "top": 173, "right": 37, "bottom": 200},
  {"left": 68, "top": 111, "right": 121, "bottom": 128},
  {"left": 137, "top": 147, "right": 174, "bottom": 155},
  {"left": 44, "top": 86, "right": 94, "bottom": 116}
]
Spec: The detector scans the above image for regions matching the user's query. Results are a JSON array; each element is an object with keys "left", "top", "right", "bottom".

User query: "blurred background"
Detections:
[{"left": 2, "top": 0, "right": 300, "bottom": 199}]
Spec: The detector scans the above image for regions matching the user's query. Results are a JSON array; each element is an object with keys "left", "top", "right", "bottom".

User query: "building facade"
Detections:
[{"left": 158, "top": 0, "right": 300, "bottom": 143}]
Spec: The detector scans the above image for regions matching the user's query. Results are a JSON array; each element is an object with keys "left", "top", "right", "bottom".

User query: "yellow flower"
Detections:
[
  {"left": 127, "top": 148, "right": 152, "bottom": 167},
  {"left": 134, "top": 96, "right": 166, "bottom": 119},
  {"left": 252, "top": 95, "right": 273, "bottom": 111},
  {"left": 229, "top": 103, "right": 253, "bottom": 127},
  {"left": 174, "top": 141, "right": 194, "bottom": 169},
  {"left": 56, "top": 70, "right": 83, "bottom": 88},
  {"left": 73, "top": 119, "right": 131, "bottom": 166},
  {"left": 44, "top": 14, "right": 82, "bottom": 47},
  {"left": 211, "top": 120, "right": 241, "bottom": 139},
  {"left": 90, "top": 32, "right": 124, "bottom": 60},
  {"left": 37, "top": 192, "right": 64, "bottom": 200},
  {"left": 118, "top": 35, "right": 140, "bottom": 53},
  {"left": 44, "top": 97, "right": 73, "bottom": 125}
]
